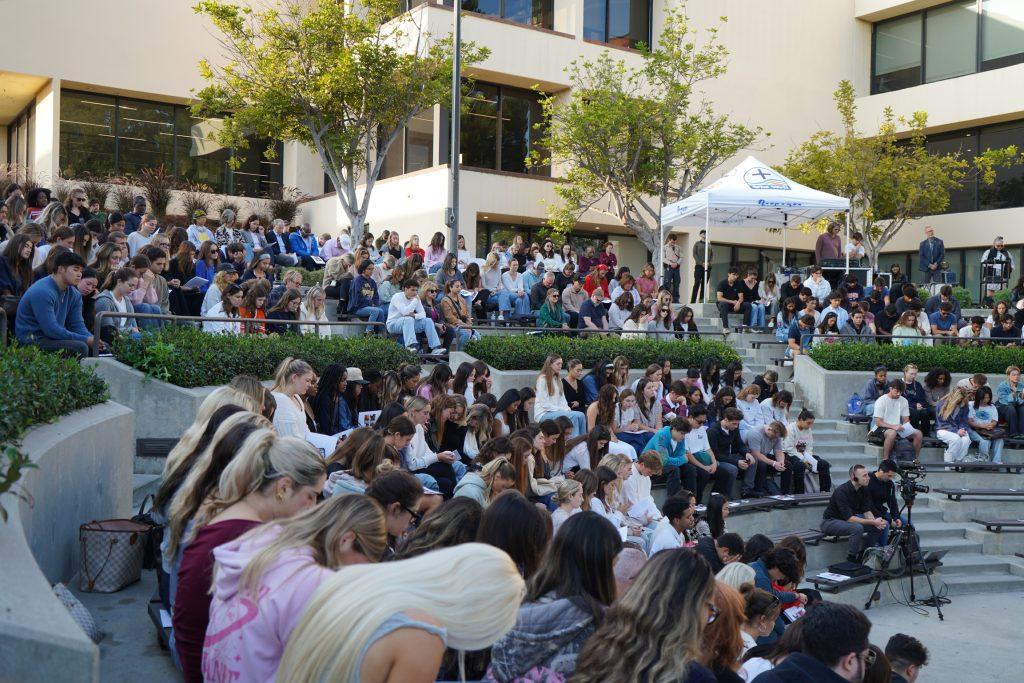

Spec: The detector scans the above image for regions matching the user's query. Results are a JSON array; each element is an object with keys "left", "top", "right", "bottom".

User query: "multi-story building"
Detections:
[{"left": 2, "top": 0, "right": 1022, "bottom": 297}]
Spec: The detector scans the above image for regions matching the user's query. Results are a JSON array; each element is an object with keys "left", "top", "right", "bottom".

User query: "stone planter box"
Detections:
[
  {"left": 83, "top": 357, "right": 259, "bottom": 442},
  {"left": 0, "top": 401, "right": 134, "bottom": 683},
  {"left": 793, "top": 355, "right": 972, "bottom": 420}
]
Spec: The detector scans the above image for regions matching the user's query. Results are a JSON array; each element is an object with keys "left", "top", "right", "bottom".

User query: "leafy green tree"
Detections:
[
  {"left": 535, "top": 6, "right": 761, "bottom": 269},
  {"left": 193, "top": 0, "right": 487, "bottom": 241},
  {"left": 783, "top": 80, "right": 1020, "bottom": 270}
]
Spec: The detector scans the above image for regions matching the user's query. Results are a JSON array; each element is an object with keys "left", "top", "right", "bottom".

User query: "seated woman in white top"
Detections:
[
  {"left": 203, "top": 283, "right": 245, "bottom": 335},
  {"left": 621, "top": 306, "right": 653, "bottom": 340},
  {"left": 607, "top": 293, "right": 633, "bottom": 330},
  {"left": 592, "top": 466, "right": 650, "bottom": 553},
  {"left": 299, "top": 285, "right": 332, "bottom": 337},
  {"left": 735, "top": 385, "right": 766, "bottom": 441},
  {"left": 550, "top": 479, "right": 583, "bottom": 534},
  {"left": 760, "top": 390, "right": 792, "bottom": 426},
  {"left": 271, "top": 357, "right": 316, "bottom": 439},
  {"left": 533, "top": 354, "right": 587, "bottom": 437},
  {"left": 201, "top": 268, "right": 236, "bottom": 316}
]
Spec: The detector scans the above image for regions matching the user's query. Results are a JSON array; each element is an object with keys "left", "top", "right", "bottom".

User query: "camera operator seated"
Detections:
[
  {"left": 821, "top": 464, "right": 887, "bottom": 564},
  {"left": 871, "top": 379, "right": 923, "bottom": 462},
  {"left": 868, "top": 460, "right": 907, "bottom": 547}
]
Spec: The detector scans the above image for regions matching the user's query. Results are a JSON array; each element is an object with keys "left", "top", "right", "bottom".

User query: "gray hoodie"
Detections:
[
  {"left": 486, "top": 594, "right": 599, "bottom": 682},
  {"left": 93, "top": 290, "right": 136, "bottom": 329},
  {"left": 453, "top": 472, "right": 486, "bottom": 505}
]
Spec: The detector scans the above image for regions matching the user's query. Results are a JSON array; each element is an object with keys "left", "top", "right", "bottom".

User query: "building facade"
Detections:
[{"left": 2, "top": 0, "right": 1022, "bottom": 297}]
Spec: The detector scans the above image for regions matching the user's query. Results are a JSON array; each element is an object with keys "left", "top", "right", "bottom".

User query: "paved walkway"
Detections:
[{"left": 76, "top": 570, "right": 1018, "bottom": 682}]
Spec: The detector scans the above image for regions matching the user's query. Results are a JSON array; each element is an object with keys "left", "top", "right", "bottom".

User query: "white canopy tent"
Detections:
[{"left": 660, "top": 156, "right": 851, "bottom": 301}]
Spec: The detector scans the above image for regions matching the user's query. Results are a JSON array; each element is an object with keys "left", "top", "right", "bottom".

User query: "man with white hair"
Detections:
[{"left": 266, "top": 218, "right": 299, "bottom": 266}]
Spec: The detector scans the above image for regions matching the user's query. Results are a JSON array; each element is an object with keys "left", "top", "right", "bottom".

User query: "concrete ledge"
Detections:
[
  {"left": 0, "top": 401, "right": 133, "bottom": 683},
  {"left": 83, "top": 357, "right": 227, "bottom": 441},
  {"left": 794, "top": 355, "right": 973, "bottom": 420}
]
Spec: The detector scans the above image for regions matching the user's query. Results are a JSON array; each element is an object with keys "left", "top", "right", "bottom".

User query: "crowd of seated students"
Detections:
[{"left": 148, "top": 365, "right": 929, "bottom": 683}]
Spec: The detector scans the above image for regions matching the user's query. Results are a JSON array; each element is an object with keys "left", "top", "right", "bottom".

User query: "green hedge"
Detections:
[
  {"left": 809, "top": 342, "right": 1024, "bottom": 374},
  {"left": 112, "top": 326, "right": 417, "bottom": 388},
  {"left": 0, "top": 345, "right": 109, "bottom": 447},
  {"left": 289, "top": 267, "right": 324, "bottom": 288},
  {"left": 465, "top": 335, "right": 740, "bottom": 371},
  {"left": 951, "top": 286, "right": 974, "bottom": 308}
]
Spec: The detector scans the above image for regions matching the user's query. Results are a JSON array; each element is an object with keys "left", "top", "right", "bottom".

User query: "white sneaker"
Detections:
[
  {"left": 430, "top": 347, "right": 447, "bottom": 355},
  {"left": 497, "top": 314, "right": 505, "bottom": 321}
]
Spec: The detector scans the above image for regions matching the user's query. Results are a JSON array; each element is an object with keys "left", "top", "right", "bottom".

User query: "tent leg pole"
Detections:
[
  {"left": 845, "top": 213, "right": 851, "bottom": 275},
  {"left": 703, "top": 206, "right": 710, "bottom": 305}
]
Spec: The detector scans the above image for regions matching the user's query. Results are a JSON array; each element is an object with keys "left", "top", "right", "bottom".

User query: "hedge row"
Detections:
[
  {"left": 808, "top": 342, "right": 1024, "bottom": 374},
  {"left": 112, "top": 326, "right": 417, "bottom": 388},
  {"left": 0, "top": 345, "right": 109, "bottom": 447},
  {"left": 465, "top": 335, "right": 740, "bottom": 371}
]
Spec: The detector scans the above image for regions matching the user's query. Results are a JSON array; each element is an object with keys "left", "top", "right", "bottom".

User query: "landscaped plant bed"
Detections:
[
  {"left": 0, "top": 344, "right": 109, "bottom": 449},
  {"left": 808, "top": 342, "right": 1024, "bottom": 374},
  {"left": 112, "top": 325, "right": 416, "bottom": 388},
  {"left": 465, "top": 335, "right": 740, "bottom": 371}
]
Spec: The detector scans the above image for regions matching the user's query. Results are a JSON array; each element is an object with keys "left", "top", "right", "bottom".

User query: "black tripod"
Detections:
[{"left": 863, "top": 499, "right": 945, "bottom": 620}]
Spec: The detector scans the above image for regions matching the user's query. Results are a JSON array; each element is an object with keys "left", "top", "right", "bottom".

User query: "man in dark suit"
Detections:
[
  {"left": 918, "top": 225, "right": 945, "bottom": 284},
  {"left": 266, "top": 218, "right": 299, "bottom": 267}
]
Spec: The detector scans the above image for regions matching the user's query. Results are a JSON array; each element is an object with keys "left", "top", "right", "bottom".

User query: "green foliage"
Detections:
[
  {"left": 0, "top": 446, "right": 36, "bottom": 523},
  {"left": 0, "top": 344, "right": 109, "bottom": 447},
  {"left": 783, "top": 81, "right": 1020, "bottom": 270},
  {"left": 536, "top": 5, "right": 762, "bottom": 259},
  {"left": 193, "top": 0, "right": 487, "bottom": 242},
  {"left": 466, "top": 335, "right": 739, "bottom": 371},
  {"left": 809, "top": 342, "right": 1024, "bottom": 374},
  {"left": 51, "top": 177, "right": 72, "bottom": 205},
  {"left": 112, "top": 325, "right": 416, "bottom": 388},
  {"left": 177, "top": 183, "right": 216, "bottom": 221},
  {"left": 991, "top": 288, "right": 1012, "bottom": 306},
  {"left": 216, "top": 197, "right": 245, "bottom": 218},
  {"left": 79, "top": 179, "right": 111, "bottom": 210},
  {"left": 264, "top": 185, "right": 306, "bottom": 224},
  {"left": 951, "top": 286, "right": 974, "bottom": 308},
  {"left": 108, "top": 180, "right": 137, "bottom": 213},
  {"left": 288, "top": 267, "right": 324, "bottom": 287}
]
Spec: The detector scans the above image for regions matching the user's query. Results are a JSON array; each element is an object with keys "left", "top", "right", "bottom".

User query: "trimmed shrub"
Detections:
[
  {"left": 111, "top": 325, "right": 416, "bottom": 388},
  {"left": 289, "top": 267, "right": 324, "bottom": 288},
  {"left": 466, "top": 335, "right": 740, "bottom": 371},
  {"left": 0, "top": 344, "right": 109, "bottom": 447},
  {"left": 951, "top": 286, "right": 973, "bottom": 308},
  {"left": 809, "top": 342, "right": 1024, "bottom": 374},
  {"left": 992, "top": 288, "right": 1013, "bottom": 306}
]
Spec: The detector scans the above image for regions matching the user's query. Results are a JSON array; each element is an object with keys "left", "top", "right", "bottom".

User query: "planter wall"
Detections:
[
  {"left": 0, "top": 401, "right": 133, "bottom": 683},
  {"left": 793, "top": 355, "right": 972, "bottom": 420}
]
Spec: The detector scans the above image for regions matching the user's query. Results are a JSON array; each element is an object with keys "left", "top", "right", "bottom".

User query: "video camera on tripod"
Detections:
[{"left": 895, "top": 461, "right": 930, "bottom": 502}]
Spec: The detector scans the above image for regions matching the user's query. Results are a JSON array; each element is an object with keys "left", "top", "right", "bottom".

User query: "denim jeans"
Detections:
[
  {"left": 387, "top": 316, "right": 442, "bottom": 350},
  {"left": 32, "top": 337, "right": 90, "bottom": 359},
  {"left": 497, "top": 290, "right": 531, "bottom": 318},
  {"left": 968, "top": 429, "right": 1004, "bottom": 463},
  {"left": 822, "top": 518, "right": 884, "bottom": 558},
  {"left": 353, "top": 305, "right": 385, "bottom": 333},
  {"left": 135, "top": 302, "right": 163, "bottom": 328},
  {"left": 747, "top": 303, "right": 766, "bottom": 328},
  {"left": 538, "top": 410, "right": 587, "bottom": 437},
  {"left": 663, "top": 266, "right": 680, "bottom": 302},
  {"left": 453, "top": 326, "right": 480, "bottom": 351}
]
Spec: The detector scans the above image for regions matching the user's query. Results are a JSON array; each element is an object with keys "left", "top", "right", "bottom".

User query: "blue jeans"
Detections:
[
  {"left": 539, "top": 410, "right": 587, "bottom": 437},
  {"left": 497, "top": 290, "right": 531, "bottom": 318},
  {"left": 453, "top": 326, "right": 480, "bottom": 351},
  {"left": 968, "top": 429, "right": 1004, "bottom": 463},
  {"left": 386, "top": 316, "right": 442, "bottom": 350},
  {"left": 353, "top": 305, "right": 385, "bottom": 333},
  {"left": 879, "top": 513, "right": 908, "bottom": 547},
  {"left": 135, "top": 302, "right": 163, "bottom": 328},
  {"left": 747, "top": 303, "right": 766, "bottom": 328}
]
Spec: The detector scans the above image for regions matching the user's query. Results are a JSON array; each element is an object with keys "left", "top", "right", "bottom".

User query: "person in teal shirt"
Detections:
[
  {"left": 536, "top": 288, "right": 569, "bottom": 328},
  {"left": 643, "top": 418, "right": 690, "bottom": 498}
]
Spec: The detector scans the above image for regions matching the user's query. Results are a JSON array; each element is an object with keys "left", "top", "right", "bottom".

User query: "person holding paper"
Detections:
[
  {"left": 386, "top": 279, "right": 446, "bottom": 355},
  {"left": 870, "top": 379, "right": 923, "bottom": 462},
  {"left": 648, "top": 495, "right": 696, "bottom": 555},
  {"left": 620, "top": 451, "right": 663, "bottom": 527}
]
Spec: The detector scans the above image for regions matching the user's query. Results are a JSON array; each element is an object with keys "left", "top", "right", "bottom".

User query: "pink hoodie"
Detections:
[{"left": 201, "top": 525, "right": 334, "bottom": 683}]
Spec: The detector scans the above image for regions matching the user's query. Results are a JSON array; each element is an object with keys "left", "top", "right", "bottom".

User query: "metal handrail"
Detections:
[
  {"left": 752, "top": 331, "right": 1010, "bottom": 344},
  {"left": 88, "top": 309, "right": 732, "bottom": 357}
]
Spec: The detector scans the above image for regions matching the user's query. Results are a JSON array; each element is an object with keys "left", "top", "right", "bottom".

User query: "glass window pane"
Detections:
[
  {"left": 583, "top": 0, "right": 607, "bottom": 42},
  {"left": 962, "top": 247, "right": 987, "bottom": 298},
  {"left": 379, "top": 129, "right": 404, "bottom": 180},
  {"left": 503, "top": 0, "right": 552, "bottom": 28},
  {"left": 979, "top": 120, "right": 1024, "bottom": 210},
  {"left": 873, "top": 14, "right": 922, "bottom": 92},
  {"left": 982, "top": 0, "right": 1024, "bottom": 70},
  {"left": 59, "top": 91, "right": 117, "bottom": 177},
  {"left": 463, "top": 0, "right": 500, "bottom": 19},
  {"left": 231, "top": 136, "right": 282, "bottom": 197},
  {"left": 461, "top": 84, "right": 498, "bottom": 169},
  {"left": 118, "top": 98, "right": 176, "bottom": 176},
  {"left": 926, "top": 131, "right": 977, "bottom": 213},
  {"left": 607, "top": 0, "right": 649, "bottom": 48},
  {"left": 925, "top": 2, "right": 978, "bottom": 82},
  {"left": 500, "top": 92, "right": 530, "bottom": 174},
  {"left": 174, "top": 109, "right": 229, "bottom": 194},
  {"left": 405, "top": 108, "right": 434, "bottom": 173}
]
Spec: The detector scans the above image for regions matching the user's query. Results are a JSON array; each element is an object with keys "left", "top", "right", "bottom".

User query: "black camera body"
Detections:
[{"left": 896, "top": 461, "right": 930, "bottom": 499}]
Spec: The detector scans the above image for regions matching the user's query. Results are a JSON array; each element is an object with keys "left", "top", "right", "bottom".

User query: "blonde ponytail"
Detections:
[
  {"left": 271, "top": 357, "right": 314, "bottom": 393},
  {"left": 162, "top": 386, "right": 260, "bottom": 477}
]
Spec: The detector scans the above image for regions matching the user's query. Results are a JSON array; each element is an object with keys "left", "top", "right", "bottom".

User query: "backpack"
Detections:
[
  {"left": 847, "top": 393, "right": 863, "bottom": 417},
  {"left": 893, "top": 438, "right": 916, "bottom": 463}
]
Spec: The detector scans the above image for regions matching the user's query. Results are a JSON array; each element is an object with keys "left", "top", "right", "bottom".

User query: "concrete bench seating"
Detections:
[
  {"left": 918, "top": 462, "right": 1024, "bottom": 474},
  {"left": 934, "top": 488, "right": 1024, "bottom": 502},
  {"left": 971, "top": 518, "right": 1024, "bottom": 533}
]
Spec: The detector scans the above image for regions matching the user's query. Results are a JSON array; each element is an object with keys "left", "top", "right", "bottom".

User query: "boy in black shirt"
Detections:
[
  {"left": 715, "top": 267, "right": 749, "bottom": 334},
  {"left": 821, "top": 464, "right": 887, "bottom": 562},
  {"left": 867, "top": 459, "right": 903, "bottom": 545}
]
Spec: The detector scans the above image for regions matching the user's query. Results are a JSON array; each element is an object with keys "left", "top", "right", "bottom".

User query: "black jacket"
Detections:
[
  {"left": 749, "top": 652, "right": 849, "bottom": 683},
  {"left": 708, "top": 420, "right": 748, "bottom": 467},
  {"left": 265, "top": 230, "right": 294, "bottom": 257},
  {"left": 695, "top": 536, "right": 724, "bottom": 574}
]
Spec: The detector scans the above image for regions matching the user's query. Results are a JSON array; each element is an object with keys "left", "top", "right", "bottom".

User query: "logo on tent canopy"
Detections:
[{"left": 744, "top": 167, "right": 790, "bottom": 190}]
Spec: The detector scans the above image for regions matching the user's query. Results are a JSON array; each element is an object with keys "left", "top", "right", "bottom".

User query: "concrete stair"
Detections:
[{"left": 133, "top": 473, "right": 161, "bottom": 509}]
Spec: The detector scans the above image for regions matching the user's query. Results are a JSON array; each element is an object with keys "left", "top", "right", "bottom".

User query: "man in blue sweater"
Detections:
[
  {"left": 289, "top": 223, "right": 322, "bottom": 270},
  {"left": 15, "top": 251, "right": 95, "bottom": 358}
]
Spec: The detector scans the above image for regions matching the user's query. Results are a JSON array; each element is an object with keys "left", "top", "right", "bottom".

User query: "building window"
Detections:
[
  {"left": 459, "top": 83, "right": 548, "bottom": 176},
  {"left": 925, "top": 129, "right": 977, "bottom": 214},
  {"left": 379, "top": 107, "right": 437, "bottom": 180},
  {"left": 59, "top": 89, "right": 282, "bottom": 196},
  {"left": 583, "top": 0, "right": 650, "bottom": 49},
  {"left": 872, "top": 1, "right": 1024, "bottom": 93},
  {"left": 6, "top": 102, "right": 35, "bottom": 175},
  {"left": 462, "top": 0, "right": 553, "bottom": 29}
]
